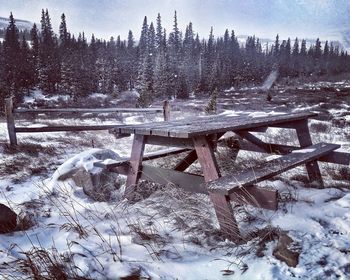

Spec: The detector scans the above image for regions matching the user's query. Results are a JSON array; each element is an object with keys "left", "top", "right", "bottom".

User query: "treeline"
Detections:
[{"left": 0, "top": 9, "right": 349, "bottom": 110}]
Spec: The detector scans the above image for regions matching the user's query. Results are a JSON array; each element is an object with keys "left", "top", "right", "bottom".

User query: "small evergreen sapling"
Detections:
[{"left": 205, "top": 88, "right": 218, "bottom": 114}]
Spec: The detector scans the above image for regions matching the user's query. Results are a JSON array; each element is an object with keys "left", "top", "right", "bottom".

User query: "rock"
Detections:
[
  {"left": 273, "top": 232, "right": 300, "bottom": 267},
  {"left": 56, "top": 148, "right": 121, "bottom": 181},
  {"left": 52, "top": 149, "right": 124, "bottom": 201},
  {"left": 0, "top": 203, "right": 17, "bottom": 233},
  {"left": 72, "top": 167, "right": 123, "bottom": 201}
]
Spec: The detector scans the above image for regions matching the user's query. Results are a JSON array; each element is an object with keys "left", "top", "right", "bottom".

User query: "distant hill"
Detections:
[{"left": 0, "top": 16, "right": 33, "bottom": 31}]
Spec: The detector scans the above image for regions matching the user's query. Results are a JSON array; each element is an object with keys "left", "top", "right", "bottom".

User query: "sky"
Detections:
[{"left": 0, "top": 0, "right": 349, "bottom": 43}]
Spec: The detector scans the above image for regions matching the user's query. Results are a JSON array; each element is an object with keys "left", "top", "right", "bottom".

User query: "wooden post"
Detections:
[
  {"left": 163, "top": 100, "right": 170, "bottom": 121},
  {"left": 125, "top": 134, "right": 146, "bottom": 200},
  {"left": 5, "top": 97, "right": 17, "bottom": 146},
  {"left": 193, "top": 135, "right": 241, "bottom": 242},
  {"left": 295, "top": 119, "right": 323, "bottom": 187}
]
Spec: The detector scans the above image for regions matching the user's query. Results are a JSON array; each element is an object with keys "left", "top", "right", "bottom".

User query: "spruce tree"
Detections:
[
  {"left": 3, "top": 13, "right": 21, "bottom": 98},
  {"left": 139, "top": 16, "right": 149, "bottom": 60},
  {"left": 126, "top": 30, "right": 137, "bottom": 89},
  {"left": 137, "top": 53, "right": 154, "bottom": 107},
  {"left": 30, "top": 23, "right": 40, "bottom": 85},
  {"left": 155, "top": 13, "right": 163, "bottom": 52},
  {"left": 39, "top": 9, "right": 60, "bottom": 93}
]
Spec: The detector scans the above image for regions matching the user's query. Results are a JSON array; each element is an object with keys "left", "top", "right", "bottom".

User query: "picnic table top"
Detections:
[{"left": 113, "top": 111, "right": 317, "bottom": 139}]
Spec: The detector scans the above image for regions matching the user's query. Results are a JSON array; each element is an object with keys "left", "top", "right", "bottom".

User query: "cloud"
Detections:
[{"left": 0, "top": 0, "right": 348, "bottom": 42}]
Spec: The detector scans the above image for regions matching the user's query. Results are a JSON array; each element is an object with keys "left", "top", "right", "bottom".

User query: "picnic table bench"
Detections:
[{"left": 96, "top": 111, "right": 349, "bottom": 242}]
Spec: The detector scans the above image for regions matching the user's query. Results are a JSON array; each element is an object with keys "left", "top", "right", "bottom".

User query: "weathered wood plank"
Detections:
[
  {"left": 143, "top": 147, "right": 190, "bottom": 160},
  {"left": 116, "top": 114, "right": 212, "bottom": 135},
  {"left": 146, "top": 135, "right": 194, "bottom": 148},
  {"left": 184, "top": 112, "right": 318, "bottom": 138},
  {"left": 5, "top": 97, "right": 17, "bottom": 145},
  {"left": 116, "top": 114, "right": 237, "bottom": 136},
  {"left": 140, "top": 165, "right": 206, "bottom": 194},
  {"left": 295, "top": 119, "right": 323, "bottom": 187},
  {"left": 319, "top": 151, "right": 350, "bottom": 165},
  {"left": 174, "top": 150, "right": 198, "bottom": 171},
  {"left": 222, "top": 136, "right": 350, "bottom": 166},
  {"left": 235, "top": 131, "right": 271, "bottom": 153},
  {"left": 149, "top": 115, "right": 250, "bottom": 138},
  {"left": 15, "top": 124, "right": 122, "bottom": 133},
  {"left": 134, "top": 112, "right": 317, "bottom": 138},
  {"left": 208, "top": 142, "right": 340, "bottom": 195},
  {"left": 125, "top": 135, "right": 146, "bottom": 199},
  {"left": 115, "top": 112, "right": 317, "bottom": 138},
  {"left": 14, "top": 107, "right": 163, "bottom": 114},
  {"left": 228, "top": 186, "right": 278, "bottom": 210}
]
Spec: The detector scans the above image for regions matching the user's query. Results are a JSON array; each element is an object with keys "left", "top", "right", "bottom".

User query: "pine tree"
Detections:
[
  {"left": 39, "top": 9, "right": 60, "bottom": 93},
  {"left": 19, "top": 36, "right": 34, "bottom": 91},
  {"left": 126, "top": 30, "right": 137, "bottom": 89},
  {"left": 3, "top": 13, "right": 22, "bottom": 98},
  {"left": 139, "top": 16, "right": 149, "bottom": 60},
  {"left": 59, "top": 13, "right": 69, "bottom": 46},
  {"left": 148, "top": 22, "right": 156, "bottom": 55},
  {"left": 137, "top": 53, "right": 154, "bottom": 107},
  {"left": 155, "top": 13, "right": 163, "bottom": 52},
  {"left": 30, "top": 23, "right": 40, "bottom": 85},
  {"left": 171, "top": 11, "right": 181, "bottom": 54},
  {"left": 205, "top": 87, "right": 218, "bottom": 114}
]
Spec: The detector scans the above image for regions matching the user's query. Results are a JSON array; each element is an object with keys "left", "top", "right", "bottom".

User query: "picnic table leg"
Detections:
[
  {"left": 193, "top": 136, "right": 240, "bottom": 242},
  {"left": 295, "top": 120, "right": 324, "bottom": 187},
  {"left": 125, "top": 134, "right": 146, "bottom": 199}
]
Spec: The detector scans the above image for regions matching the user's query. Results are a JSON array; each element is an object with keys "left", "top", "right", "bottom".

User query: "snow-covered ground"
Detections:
[{"left": 0, "top": 84, "right": 349, "bottom": 279}]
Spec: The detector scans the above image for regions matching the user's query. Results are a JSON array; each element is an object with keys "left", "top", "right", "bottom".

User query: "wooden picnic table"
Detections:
[{"left": 107, "top": 111, "right": 346, "bottom": 242}]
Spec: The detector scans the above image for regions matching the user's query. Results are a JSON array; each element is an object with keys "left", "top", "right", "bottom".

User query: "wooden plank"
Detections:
[
  {"left": 14, "top": 107, "right": 163, "bottom": 114},
  {"left": 116, "top": 114, "right": 235, "bottom": 136},
  {"left": 319, "top": 151, "right": 350, "bottom": 165},
  {"left": 140, "top": 165, "right": 206, "bottom": 194},
  {"left": 174, "top": 150, "right": 198, "bottom": 171},
  {"left": 5, "top": 97, "right": 17, "bottom": 145},
  {"left": 173, "top": 112, "right": 318, "bottom": 138},
  {"left": 142, "top": 147, "right": 190, "bottom": 161},
  {"left": 125, "top": 135, "right": 146, "bottom": 199},
  {"left": 186, "top": 112, "right": 318, "bottom": 138},
  {"left": 146, "top": 135, "right": 194, "bottom": 148},
  {"left": 295, "top": 120, "right": 323, "bottom": 187},
  {"left": 134, "top": 115, "right": 228, "bottom": 136},
  {"left": 222, "top": 136, "right": 350, "bottom": 166},
  {"left": 15, "top": 124, "right": 121, "bottom": 133},
  {"left": 208, "top": 142, "right": 340, "bottom": 195},
  {"left": 193, "top": 135, "right": 241, "bottom": 242},
  {"left": 228, "top": 186, "right": 278, "bottom": 211},
  {"left": 147, "top": 115, "right": 250, "bottom": 138},
  {"left": 114, "top": 112, "right": 317, "bottom": 138},
  {"left": 235, "top": 131, "right": 271, "bottom": 153}
]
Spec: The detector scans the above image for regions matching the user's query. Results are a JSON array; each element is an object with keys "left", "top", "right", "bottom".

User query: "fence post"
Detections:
[
  {"left": 163, "top": 100, "right": 170, "bottom": 121},
  {"left": 5, "top": 97, "right": 17, "bottom": 146}
]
